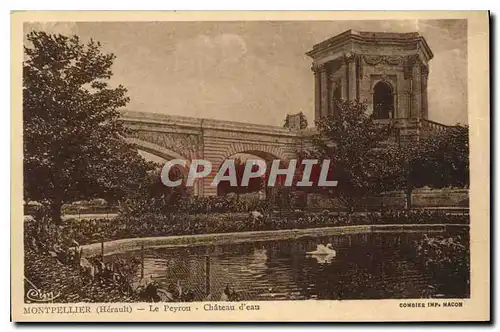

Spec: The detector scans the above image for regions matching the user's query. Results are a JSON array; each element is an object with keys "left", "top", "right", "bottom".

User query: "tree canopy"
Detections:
[
  {"left": 303, "top": 98, "right": 469, "bottom": 210},
  {"left": 23, "top": 31, "right": 153, "bottom": 223},
  {"left": 392, "top": 124, "right": 469, "bottom": 209},
  {"left": 417, "top": 125, "right": 469, "bottom": 189},
  {"left": 302, "top": 100, "right": 398, "bottom": 210}
]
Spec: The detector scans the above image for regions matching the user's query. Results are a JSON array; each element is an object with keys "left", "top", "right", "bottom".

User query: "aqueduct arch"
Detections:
[
  {"left": 211, "top": 143, "right": 290, "bottom": 197},
  {"left": 219, "top": 142, "right": 288, "bottom": 163},
  {"left": 127, "top": 137, "right": 189, "bottom": 162},
  {"left": 128, "top": 138, "right": 195, "bottom": 194},
  {"left": 121, "top": 110, "right": 299, "bottom": 197}
]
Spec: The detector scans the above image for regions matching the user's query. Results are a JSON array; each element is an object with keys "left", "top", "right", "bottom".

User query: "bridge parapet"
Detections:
[{"left": 121, "top": 110, "right": 300, "bottom": 138}]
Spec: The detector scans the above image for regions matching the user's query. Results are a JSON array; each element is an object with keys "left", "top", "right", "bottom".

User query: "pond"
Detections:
[{"left": 111, "top": 231, "right": 470, "bottom": 301}]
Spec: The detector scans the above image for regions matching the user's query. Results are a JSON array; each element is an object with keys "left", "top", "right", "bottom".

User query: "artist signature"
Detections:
[{"left": 24, "top": 277, "right": 61, "bottom": 303}]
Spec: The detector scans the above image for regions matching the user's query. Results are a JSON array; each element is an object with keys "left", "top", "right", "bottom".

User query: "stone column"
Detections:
[
  {"left": 421, "top": 66, "right": 429, "bottom": 119},
  {"left": 411, "top": 57, "right": 422, "bottom": 120},
  {"left": 319, "top": 64, "right": 328, "bottom": 117},
  {"left": 341, "top": 76, "right": 348, "bottom": 100},
  {"left": 312, "top": 65, "right": 321, "bottom": 121},
  {"left": 328, "top": 79, "right": 337, "bottom": 115},
  {"left": 344, "top": 53, "right": 357, "bottom": 100},
  {"left": 356, "top": 56, "right": 362, "bottom": 100},
  {"left": 398, "top": 92, "right": 410, "bottom": 119}
]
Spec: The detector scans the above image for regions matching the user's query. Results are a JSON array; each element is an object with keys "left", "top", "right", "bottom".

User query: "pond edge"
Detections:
[{"left": 80, "top": 223, "right": 469, "bottom": 257}]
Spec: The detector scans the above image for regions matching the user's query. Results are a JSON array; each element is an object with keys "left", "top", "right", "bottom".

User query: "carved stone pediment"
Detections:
[
  {"left": 128, "top": 130, "right": 200, "bottom": 154},
  {"left": 363, "top": 55, "right": 404, "bottom": 66}
]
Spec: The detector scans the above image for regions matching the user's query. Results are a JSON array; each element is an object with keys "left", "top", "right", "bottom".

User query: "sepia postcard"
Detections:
[{"left": 11, "top": 11, "right": 490, "bottom": 322}]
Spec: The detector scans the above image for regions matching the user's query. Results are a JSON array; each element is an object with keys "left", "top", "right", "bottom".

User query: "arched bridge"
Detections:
[{"left": 121, "top": 110, "right": 304, "bottom": 196}]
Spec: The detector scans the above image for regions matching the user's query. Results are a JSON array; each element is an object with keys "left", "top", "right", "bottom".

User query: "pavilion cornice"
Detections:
[{"left": 306, "top": 29, "right": 433, "bottom": 63}]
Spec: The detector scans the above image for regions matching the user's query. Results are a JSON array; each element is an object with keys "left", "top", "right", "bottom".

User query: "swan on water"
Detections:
[{"left": 306, "top": 243, "right": 336, "bottom": 257}]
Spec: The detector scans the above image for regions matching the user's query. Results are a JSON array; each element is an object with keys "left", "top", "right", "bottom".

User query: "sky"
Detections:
[{"left": 25, "top": 19, "right": 468, "bottom": 126}]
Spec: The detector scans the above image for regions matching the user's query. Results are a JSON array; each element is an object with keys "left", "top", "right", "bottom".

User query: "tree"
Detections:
[
  {"left": 23, "top": 31, "right": 152, "bottom": 224},
  {"left": 303, "top": 99, "right": 398, "bottom": 212},
  {"left": 383, "top": 141, "right": 419, "bottom": 210},
  {"left": 121, "top": 165, "right": 187, "bottom": 216},
  {"left": 402, "top": 124, "right": 469, "bottom": 209},
  {"left": 380, "top": 123, "right": 469, "bottom": 210},
  {"left": 420, "top": 125, "right": 469, "bottom": 188}
]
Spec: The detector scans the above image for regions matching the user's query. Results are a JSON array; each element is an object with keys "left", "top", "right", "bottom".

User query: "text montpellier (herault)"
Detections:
[{"left": 24, "top": 306, "right": 92, "bottom": 315}]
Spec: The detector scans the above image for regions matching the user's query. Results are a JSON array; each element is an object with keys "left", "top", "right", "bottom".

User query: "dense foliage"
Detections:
[
  {"left": 414, "top": 234, "right": 470, "bottom": 297},
  {"left": 23, "top": 31, "right": 153, "bottom": 224},
  {"left": 302, "top": 100, "right": 398, "bottom": 211},
  {"left": 305, "top": 98, "right": 469, "bottom": 210},
  {"left": 36, "top": 210, "right": 469, "bottom": 245},
  {"left": 24, "top": 247, "right": 140, "bottom": 303},
  {"left": 397, "top": 124, "right": 469, "bottom": 208},
  {"left": 416, "top": 125, "right": 469, "bottom": 189},
  {"left": 121, "top": 194, "right": 271, "bottom": 216}
]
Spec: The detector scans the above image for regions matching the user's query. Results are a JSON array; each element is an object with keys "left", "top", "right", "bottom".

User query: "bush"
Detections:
[
  {"left": 25, "top": 208, "right": 469, "bottom": 247},
  {"left": 413, "top": 234, "right": 470, "bottom": 297},
  {"left": 123, "top": 195, "right": 271, "bottom": 216}
]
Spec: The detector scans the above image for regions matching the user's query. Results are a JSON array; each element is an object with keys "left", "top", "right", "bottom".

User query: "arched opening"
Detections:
[
  {"left": 373, "top": 81, "right": 394, "bottom": 119},
  {"left": 128, "top": 138, "right": 193, "bottom": 190},
  {"left": 216, "top": 151, "right": 286, "bottom": 201},
  {"left": 137, "top": 149, "right": 192, "bottom": 197}
]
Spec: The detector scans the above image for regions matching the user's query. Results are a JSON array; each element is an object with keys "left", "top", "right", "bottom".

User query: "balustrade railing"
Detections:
[{"left": 421, "top": 118, "right": 449, "bottom": 133}]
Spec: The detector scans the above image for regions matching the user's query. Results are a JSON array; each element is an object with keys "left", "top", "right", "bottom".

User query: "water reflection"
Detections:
[{"left": 114, "top": 232, "right": 469, "bottom": 301}]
